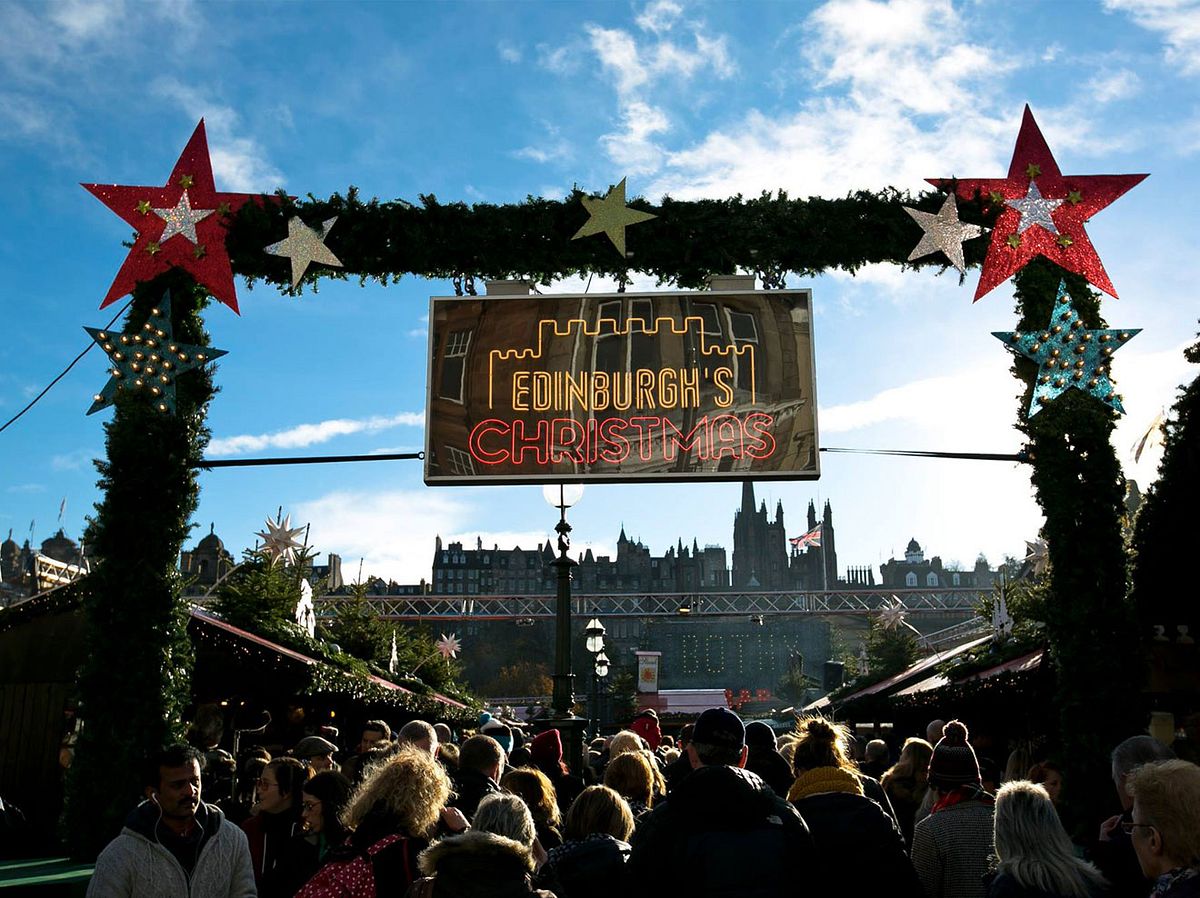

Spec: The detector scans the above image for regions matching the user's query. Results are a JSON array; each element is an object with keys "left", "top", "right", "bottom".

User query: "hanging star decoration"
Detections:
[
  {"left": 1024, "top": 538, "right": 1049, "bottom": 577},
  {"left": 903, "top": 193, "right": 984, "bottom": 274},
  {"left": 1131, "top": 409, "right": 1166, "bottom": 463},
  {"left": 84, "top": 292, "right": 227, "bottom": 415},
  {"left": 993, "top": 279, "right": 1139, "bottom": 416},
  {"left": 878, "top": 597, "right": 909, "bottom": 631},
  {"left": 83, "top": 119, "right": 276, "bottom": 314},
  {"left": 255, "top": 512, "right": 306, "bottom": 564},
  {"left": 265, "top": 216, "right": 343, "bottom": 288},
  {"left": 571, "top": 177, "right": 657, "bottom": 256},
  {"left": 931, "top": 105, "right": 1147, "bottom": 300},
  {"left": 436, "top": 633, "right": 461, "bottom": 660}
]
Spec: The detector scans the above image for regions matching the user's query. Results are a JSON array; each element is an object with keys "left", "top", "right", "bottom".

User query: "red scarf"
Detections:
[{"left": 931, "top": 784, "right": 993, "bottom": 814}]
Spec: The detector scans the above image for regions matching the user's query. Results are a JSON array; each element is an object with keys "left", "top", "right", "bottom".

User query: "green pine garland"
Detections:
[{"left": 66, "top": 272, "right": 216, "bottom": 858}]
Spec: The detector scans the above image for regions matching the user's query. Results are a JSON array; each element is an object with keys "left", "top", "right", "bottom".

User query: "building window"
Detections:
[
  {"left": 439, "top": 329, "right": 472, "bottom": 402},
  {"left": 952, "top": 572, "right": 961, "bottom": 586},
  {"left": 905, "top": 572, "right": 917, "bottom": 587},
  {"left": 728, "top": 310, "right": 759, "bottom": 393},
  {"left": 926, "top": 572, "right": 938, "bottom": 587},
  {"left": 594, "top": 300, "right": 624, "bottom": 373}
]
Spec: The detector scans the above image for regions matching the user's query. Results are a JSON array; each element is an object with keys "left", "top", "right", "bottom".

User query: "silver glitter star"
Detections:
[
  {"left": 153, "top": 190, "right": 214, "bottom": 245},
  {"left": 1005, "top": 180, "right": 1062, "bottom": 235},
  {"left": 903, "top": 193, "right": 984, "bottom": 274},
  {"left": 264, "top": 216, "right": 343, "bottom": 288}
]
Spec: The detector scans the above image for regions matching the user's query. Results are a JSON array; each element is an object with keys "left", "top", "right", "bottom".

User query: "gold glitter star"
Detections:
[
  {"left": 136, "top": 199, "right": 152, "bottom": 215},
  {"left": 1025, "top": 163, "right": 1042, "bottom": 178},
  {"left": 1067, "top": 189, "right": 1083, "bottom": 205},
  {"left": 179, "top": 174, "right": 194, "bottom": 188},
  {"left": 193, "top": 244, "right": 207, "bottom": 259},
  {"left": 146, "top": 241, "right": 161, "bottom": 255},
  {"left": 1057, "top": 234, "right": 1074, "bottom": 248},
  {"left": 1007, "top": 234, "right": 1022, "bottom": 249},
  {"left": 264, "top": 216, "right": 343, "bottom": 288},
  {"left": 571, "top": 177, "right": 657, "bottom": 256},
  {"left": 217, "top": 201, "right": 232, "bottom": 216}
]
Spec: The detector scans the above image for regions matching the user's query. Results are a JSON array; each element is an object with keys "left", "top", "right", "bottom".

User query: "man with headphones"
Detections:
[{"left": 87, "top": 744, "right": 255, "bottom": 896}]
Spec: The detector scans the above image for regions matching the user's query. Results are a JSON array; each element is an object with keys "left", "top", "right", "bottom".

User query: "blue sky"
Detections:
[{"left": 1, "top": 0, "right": 1196, "bottom": 588}]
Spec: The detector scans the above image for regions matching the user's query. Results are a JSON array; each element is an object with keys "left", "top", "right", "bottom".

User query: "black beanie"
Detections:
[{"left": 928, "top": 720, "right": 981, "bottom": 790}]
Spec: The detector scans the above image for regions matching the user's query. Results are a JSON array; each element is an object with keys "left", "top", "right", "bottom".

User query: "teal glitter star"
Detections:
[
  {"left": 85, "top": 292, "right": 227, "bottom": 415},
  {"left": 993, "top": 280, "right": 1139, "bottom": 417}
]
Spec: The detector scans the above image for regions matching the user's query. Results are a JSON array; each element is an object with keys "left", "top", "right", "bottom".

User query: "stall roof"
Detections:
[{"left": 895, "top": 648, "right": 1044, "bottom": 697}]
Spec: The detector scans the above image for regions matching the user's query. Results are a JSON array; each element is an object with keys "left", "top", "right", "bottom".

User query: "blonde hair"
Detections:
[
  {"left": 341, "top": 745, "right": 449, "bottom": 838},
  {"left": 604, "top": 752, "right": 654, "bottom": 808},
  {"left": 994, "top": 781, "right": 1108, "bottom": 897},
  {"left": 1127, "top": 759, "right": 1200, "bottom": 867},
  {"left": 791, "top": 717, "right": 855, "bottom": 774},
  {"left": 501, "top": 766, "right": 561, "bottom": 828},
  {"left": 564, "top": 785, "right": 634, "bottom": 842},
  {"left": 882, "top": 737, "right": 933, "bottom": 789},
  {"left": 608, "top": 730, "right": 644, "bottom": 759},
  {"left": 474, "top": 793, "right": 536, "bottom": 848}
]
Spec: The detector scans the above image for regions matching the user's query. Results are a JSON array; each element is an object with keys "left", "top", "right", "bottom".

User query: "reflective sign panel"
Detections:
[{"left": 425, "top": 286, "right": 819, "bottom": 484}]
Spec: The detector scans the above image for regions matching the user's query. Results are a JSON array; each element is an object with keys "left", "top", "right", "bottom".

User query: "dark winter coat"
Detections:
[
  {"left": 912, "top": 797, "right": 996, "bottom": 898},
  {"left": 449, "top": 768, "right": 501, "bottom": 822},
  {"left": 241, "top": 807, "right": 303, "bottom": 896},
  {"left": 629, "top": 764, "right": 817, "bottom": 898},
  {"left": 413, "top": 830, "right": 554, "bottom": 898},
  {"left": 663, "top": 753, "right": 693, "bottom": 794},
  {"left": 988, "top": 870, "right": 1109, "bottom": 898},
  {"left": 883, "top": 772, "right": 928, "bottom": 848},
  {"left": 536, "top": 833, "right": 631, "bottom": 898},
  {"left": 1092, "top": 814, "right": 1153, "bottom": 898},
  {"left": 744, "top": 745, "right": 794, "bottom": 799},
  {"left": 792, "top": 791, "right": 922, "bottom": 898}
]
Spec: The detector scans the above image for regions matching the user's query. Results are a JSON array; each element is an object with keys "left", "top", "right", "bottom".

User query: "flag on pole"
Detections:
[
  {"left": 58, "top": 498, "right": 67, "bottom": 525},
  {"left": 789, "top": 524, "right": 822, "bottom": 549}
]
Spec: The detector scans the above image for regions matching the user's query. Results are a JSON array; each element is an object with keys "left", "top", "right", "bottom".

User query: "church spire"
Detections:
[{"left": 741, "top": 481, "right": 756, "bottom": 516}]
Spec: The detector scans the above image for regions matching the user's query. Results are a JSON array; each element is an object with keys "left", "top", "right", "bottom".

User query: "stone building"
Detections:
[{"left": 879, "top": 538, "right": 998, "bottom": 589}]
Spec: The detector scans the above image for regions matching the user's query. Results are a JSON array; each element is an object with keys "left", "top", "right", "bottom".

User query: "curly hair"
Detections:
[
  {"left": 501, "top": 766, "right": 561, "bottom": 828},
  {"left": 340, "top": 744, "right": 450, "bottom": 838},
  {"left": 791, "top": 717, "right": 855, "bottom": 774}
]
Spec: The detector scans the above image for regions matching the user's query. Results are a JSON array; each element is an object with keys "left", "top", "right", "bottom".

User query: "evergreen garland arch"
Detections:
[{"left": 70, "top": 183, "right": 1141, "bottom": 854}]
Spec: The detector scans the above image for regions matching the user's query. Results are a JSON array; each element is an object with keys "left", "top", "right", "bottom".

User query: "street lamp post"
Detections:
[
  {"left": 584, "top": 617, "right": 607, "bottom": 735},
  {"left": 542, "top": 484, "right": 585, "bottom": 773},
  {"left": 593, "top": 649, "right": 610, "bottom": 733}
]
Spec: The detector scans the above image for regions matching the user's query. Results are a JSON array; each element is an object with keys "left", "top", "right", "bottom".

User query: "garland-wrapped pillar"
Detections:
[
  {"left": 64, "top": 274, "right": 216, "bottom": 858},
  {"left": 1012, "top": 260, "right": 1140, "bottom": 829}
]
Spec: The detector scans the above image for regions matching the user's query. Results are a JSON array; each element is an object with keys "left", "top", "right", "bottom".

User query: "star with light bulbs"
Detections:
[
  {"left": 84, "top": 293, "right": 227, "bottom": 415},
  {"left": 993, "top": 280, "right": 1139, "bottom": 416}
]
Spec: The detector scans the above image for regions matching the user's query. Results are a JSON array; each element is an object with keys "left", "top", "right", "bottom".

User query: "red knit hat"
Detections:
[
  {"left": 530, "top": 728, "right": 564, "bottom": 769},
  {"left": 928, "top": 720, "right": 981, "bottom": 790}
]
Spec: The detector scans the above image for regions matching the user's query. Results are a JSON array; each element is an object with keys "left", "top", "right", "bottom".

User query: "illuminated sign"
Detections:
[{"left": 425, "top": 284, "right": 819, "bottom": 484}]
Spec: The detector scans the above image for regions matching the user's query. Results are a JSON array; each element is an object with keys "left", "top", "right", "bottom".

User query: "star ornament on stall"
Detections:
[
  {"left": 571, "top": 177, "right": 657, "bottom": 256},
  {"left": 993, "top": 280, "right": 1140, "bottom": 416},
  {"left": 255, "top": 513, "right": 306, "bottom": 564},
  {"left": 903, "top": 193, "right": 985, "bottom": 274},
  {"left": 931, "top": 105, "right": 1147, "bottom": 301},
  {"left": 878, "top": 598, "right": 909, "bottom": 631},
  {"left": 82, "top": 119, "right": 272, "bottom": 314},
  {"left": 436, "top": 633, "right": 461, "bottom": 660},
  {"left": 265, "top": 216, "right": 343, "bottom": 289},
  {"left": 84, "top": 293, "right": 227, "bottom": 415},
  {"left": 1024, "top": 539, "right": 1050, "bottom": 577}
]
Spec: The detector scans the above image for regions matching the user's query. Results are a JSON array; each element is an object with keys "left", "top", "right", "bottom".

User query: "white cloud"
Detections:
[
  {"left": 498, "top": 40, "right": 522, "bottom": 63},
  {"left": 599, "top": 100, "right": 670, "bottom": 175},
  {"left": 513, "top": 123, "right": 573, "bottom": 165},
  {"left": 208, "top": 411, "right": 424, "bottom": 457},
  {"left": 1112, "top": 339, "right": 1199, "bottom": 483},
  {"left": 51, "top": 449, "right": 98, "bottom": 471},
  {"left": 6, "top": 483, "right": 46, "bottom": 494},
  {"left": 1086, "top": 68, "right": 1142, "bottom": 102},
  {"left": 297, "top": 489, "right": 468, "bottom": 585},
  {"left": 47, "top": 0, "right": 125, "bottom": 42},
  {"left": 1104, "top": 0, "right": 1200, "bottom": 75},
  {"left": 635, "top": 0, "right": 684, "bottom": 34},
  {"left": 536, "top": 42, "right": 580, "bottom": 76},
  {"left": 152, "top": 78, "right": 284, "bottom": 192}
]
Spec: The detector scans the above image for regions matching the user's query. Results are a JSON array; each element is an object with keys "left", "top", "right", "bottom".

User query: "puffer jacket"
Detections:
[
  {"left": 629, "top": 764, "right": 817, "bottom": 898},
  {"left": 86, "top": 800, "right": 255, "bottom": 898},
  {"left": 535, "top": 833, "right": 631, "bottom": 898},
  {"left": 412, "top": 830, "right": 554, "bottom": 898}
]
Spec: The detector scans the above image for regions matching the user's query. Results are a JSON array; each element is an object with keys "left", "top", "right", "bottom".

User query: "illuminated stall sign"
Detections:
[{"left": 424, "top": 287, "right": 819, "bottom": 484}]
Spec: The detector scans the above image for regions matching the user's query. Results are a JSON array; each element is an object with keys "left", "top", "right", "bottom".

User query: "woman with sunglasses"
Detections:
[{"left": 989, "top": 780, "right": 1108, "bottom": 898}]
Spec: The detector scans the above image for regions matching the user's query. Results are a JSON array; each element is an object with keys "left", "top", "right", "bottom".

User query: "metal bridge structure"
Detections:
[{"left": 314, "top": 587, "right": 989, "bottom": 624}]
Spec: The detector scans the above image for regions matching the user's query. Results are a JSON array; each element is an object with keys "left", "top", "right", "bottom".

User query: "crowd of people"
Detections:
[{"left": 78, "top": 709, "right": 1200, "bottom": 898}]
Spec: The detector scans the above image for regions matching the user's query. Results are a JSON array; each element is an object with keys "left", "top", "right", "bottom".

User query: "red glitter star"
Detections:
[
  {"left": 83, "top": 120, "right": 266, "bottom": 314},
  {"left": 931, "top": 105, "right": 1147, "bottom": 301}
]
